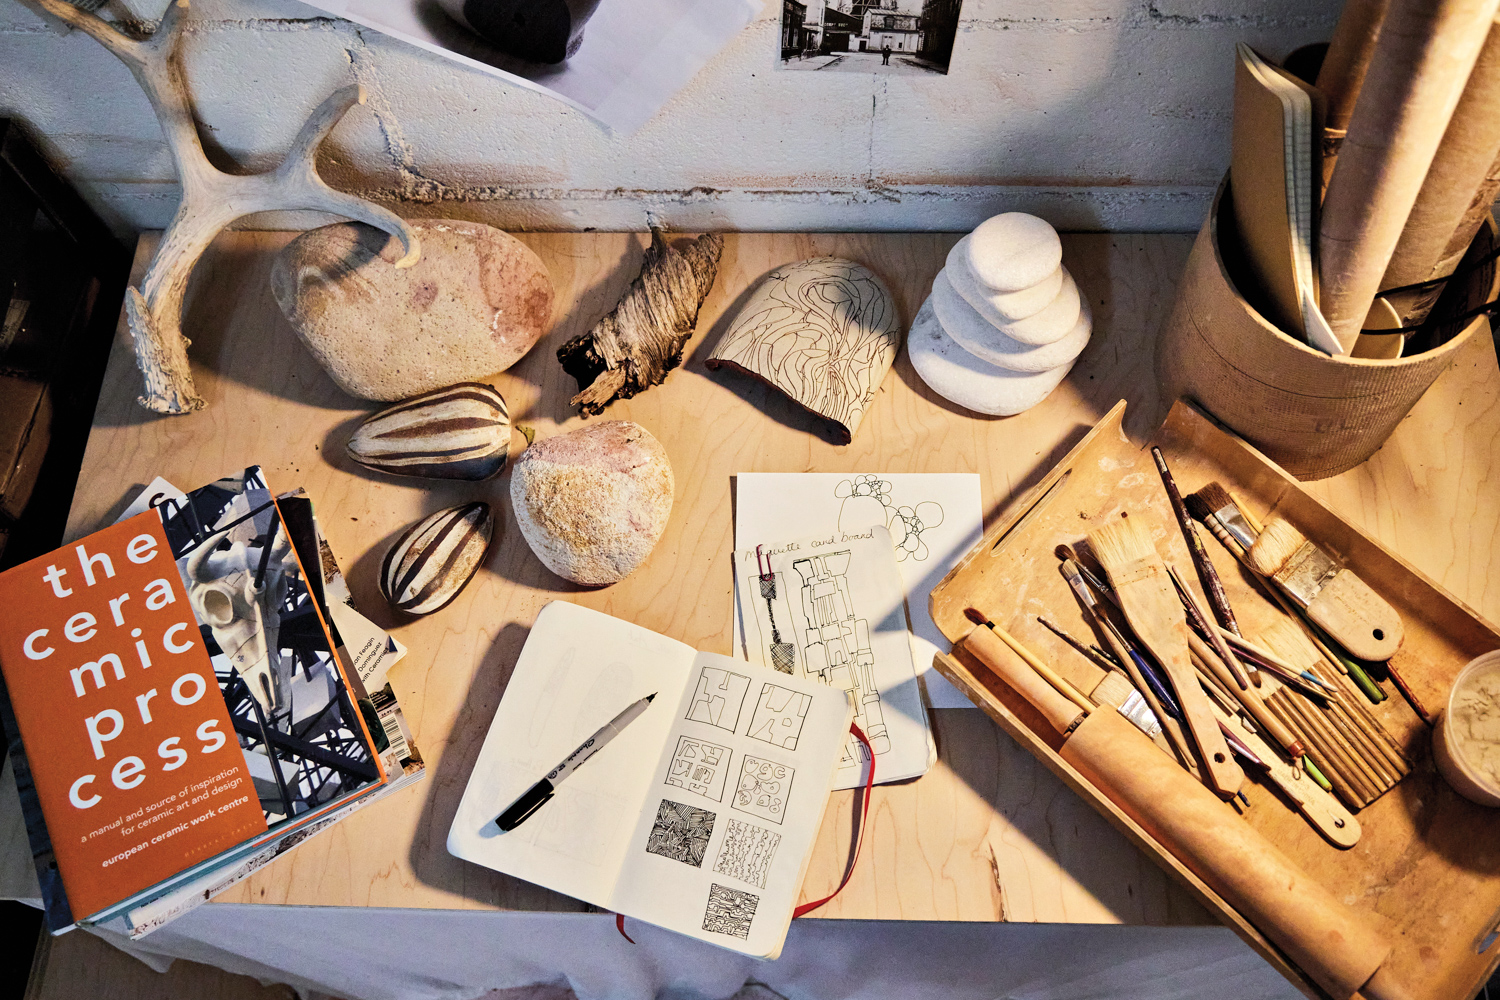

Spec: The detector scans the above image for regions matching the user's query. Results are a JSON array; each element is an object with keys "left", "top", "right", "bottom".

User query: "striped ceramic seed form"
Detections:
[
  {"left": 347, "top": 383, "right": 511, "bottom": 480},
  {"left": 380, "top": 502, "right": 494, "bottom": 615}
]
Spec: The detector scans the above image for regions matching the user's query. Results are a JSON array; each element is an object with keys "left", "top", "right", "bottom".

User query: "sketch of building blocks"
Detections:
[
  {"left": 702, "top": 883, "right": 758, "bottom": 940},
  {"left": 791, "top": 551, "right": 891, "bottom": 755},
  {"left": 665, "top": 735, "right": 731, "bottom": 802},
  {"left": 645, "top": 799, "right": 716, "bottom": 868},
  {"left": 686, "top": 665, "right": 751, "bottom": 732},
  {"left": 745, "top": 571, "right": 797, "bottom": 673},
  {"left": 747, "top": 683, "right": 811, "bottom": 750},
  {"left": 712, "top": 819, "right": 780, "bottom": 889},
  {"left": 733, "top": 756, "right": 793, "bottom": 825}
]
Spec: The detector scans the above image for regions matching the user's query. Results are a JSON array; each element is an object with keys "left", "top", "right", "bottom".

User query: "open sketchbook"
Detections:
[
  {"left": 448, "top": 602, "right": 852, "bottom": 959},
  {"left": 734, "top": 472, "right": 983, "bottom": 708},
  {"left": 732, "top": 526, "right": 934, "bottom": 789}
]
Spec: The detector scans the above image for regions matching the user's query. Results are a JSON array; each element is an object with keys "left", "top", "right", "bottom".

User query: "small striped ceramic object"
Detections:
[
  {"left": 380, "top": 502, "right": 493, "bottom": 615},
  {"left": 347, "top": 383, "right": 511, "bottom": 480}
]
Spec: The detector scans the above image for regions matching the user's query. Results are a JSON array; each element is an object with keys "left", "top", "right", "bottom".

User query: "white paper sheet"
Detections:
[
  {"left": 304, "top": 0, "right": 758, "bottom": 134},
  {"left": 734, "top": 473, "right": 983, "bottom": 709},
  {"left": 732, "top": 527, "right": 933, "bottom": 788}
]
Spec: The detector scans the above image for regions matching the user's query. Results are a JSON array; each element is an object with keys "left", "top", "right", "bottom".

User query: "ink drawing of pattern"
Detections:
[
  {"left": 713, "top": 819, "right": 781, "bottom": 889},
  {"left": 747, "top": 683, "right": 811, "bottom": 750},
  {"left": 706, "top": 258, "right": 900, "bottom": 439},
  {"left": 665, "top": 735, "right": 731, "bottom": 802},
  {"left": 733, "top": 756, "right": 793, "bottom": 825},
  {"left": 686, "top": 665, "right": 750, "bottom": 732},
  {"left": 702, "top": 883, "right": 759, "bottom": 940},
  {"left": 645, "top": 799, "right": 716, "bottom": 868},
  {"left": 835, "top": 474, "right": 945, "bottom": 562}
]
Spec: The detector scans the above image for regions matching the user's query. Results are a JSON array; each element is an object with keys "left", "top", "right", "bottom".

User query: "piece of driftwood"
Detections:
[
  {"left": 557, "top": 228, "right": 722, "bottom": 416},
  {"left": 36, "top": 0, "right": 419, "bottom": 414}
]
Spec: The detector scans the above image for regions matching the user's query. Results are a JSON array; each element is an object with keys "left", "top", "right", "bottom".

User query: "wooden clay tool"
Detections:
[
  {"left": 956, "top": 613, "right": 1403, "bottom": 1000},
  {"left": 1246, "top": 518, "right": 1404, "bottom": 661},
  {"left": 1089, "top": 518, "right": 1244, "bottom": 798}
]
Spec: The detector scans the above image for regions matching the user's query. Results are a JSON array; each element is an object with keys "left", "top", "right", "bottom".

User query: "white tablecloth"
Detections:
[{"left": 93, "top": 905, "right": 1303, "bottom": 1000}]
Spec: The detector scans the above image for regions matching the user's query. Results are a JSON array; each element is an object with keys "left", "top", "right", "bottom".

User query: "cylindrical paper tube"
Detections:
[
  {"left": 1061, "top": 710, "right": 1396, "bottom": 1000},
  {"left": 961, "top": 625, "right": 1084, "bottom": 735},
  {"left": 1380, "top": 23, "right": 1500, "bottom": 325},
  {"left": 1318, "top": 0, "right": 1500, "bottom": 351},
  {"left": 1316, "top": 0, "right": 1392, "bottom": 189}
]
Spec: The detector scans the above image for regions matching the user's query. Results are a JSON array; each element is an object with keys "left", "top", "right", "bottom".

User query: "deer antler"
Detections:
[{"left": 37, "top": 0, "right": 420, "bottom": 414}]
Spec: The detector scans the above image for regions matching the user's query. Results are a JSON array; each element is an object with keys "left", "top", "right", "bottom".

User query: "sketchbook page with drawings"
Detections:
[
  {"left": 608, "top": 652, "right": 851, "bottom": 960},
  {"left": 733, "top": 472, "right": 983, "bottom": 709},
  {"left": 446, "top": 602, "right": 696, "bottom": 907},
  {"left": 732, "top": 526, "right": 932, "bottom": 790}
]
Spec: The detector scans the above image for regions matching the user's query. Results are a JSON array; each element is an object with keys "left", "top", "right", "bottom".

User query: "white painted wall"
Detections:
[{"left": 0, "top": 0, "right": 1339, "bottom": 236}]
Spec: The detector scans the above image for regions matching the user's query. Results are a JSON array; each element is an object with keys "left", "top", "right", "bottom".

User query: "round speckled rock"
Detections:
[
  {"left": 908, "top": 297, "right": 1073, "bottom": 416},
  {"left": 945, "top": 235, "right": 1064, "bottom": 325},
  {"left": 272, "top": 219, "right": 554, "bottom": 402},
  {"left": 930, "top": 269, "right": 1092, "bottom": 372},
  {"left": 962, "top": 213, "right": 1063, "bottom": 292},
  {"left": 510, "top": 420, "right": 674, "bottom": 587}
]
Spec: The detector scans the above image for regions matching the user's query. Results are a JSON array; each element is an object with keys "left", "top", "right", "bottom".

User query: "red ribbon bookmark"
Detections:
[{"left": 614, "top": 721, "right": 875, "bottom": 943}]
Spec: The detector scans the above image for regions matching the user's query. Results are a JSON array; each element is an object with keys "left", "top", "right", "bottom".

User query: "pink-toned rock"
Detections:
[
  {"left": 272, "top": 219, "right": 553, "bottom": 401},
  {"left": 510, "top": 421, "right": 674, "bottom": 586}
]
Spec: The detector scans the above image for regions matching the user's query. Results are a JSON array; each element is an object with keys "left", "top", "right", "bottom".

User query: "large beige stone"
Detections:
[
  {"left": 510, "top": 420, "right": 674, "bottom": 587},
  {"left": 271, "top": 219, "right": 553, "bottom": 401}
]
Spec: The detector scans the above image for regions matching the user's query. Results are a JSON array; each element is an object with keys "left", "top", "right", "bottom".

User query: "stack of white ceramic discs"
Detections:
[{"left": 909, "top": 213, "right": 1091, "bottom": 416}]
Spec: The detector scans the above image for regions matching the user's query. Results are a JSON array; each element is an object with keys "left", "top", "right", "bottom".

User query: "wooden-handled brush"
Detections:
[
  {"left": 1246, "top": 519, "right": 1404, "bottom": 662},
  {"left": 1089, "top": 518, "right": 1245, "bottom": 798}
]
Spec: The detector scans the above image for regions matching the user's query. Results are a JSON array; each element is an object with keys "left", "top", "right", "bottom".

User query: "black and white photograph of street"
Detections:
[{"left": 778, "top": 0, "right": 962, "bottom": 75}]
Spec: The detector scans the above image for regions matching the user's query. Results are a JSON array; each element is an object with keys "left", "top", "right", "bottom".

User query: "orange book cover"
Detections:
[
  {"left": 0, "top": 512, "right": 267, "bottom": 918},
  {"left": 0, "top": 466, "right": 387, "bottom": 924}
]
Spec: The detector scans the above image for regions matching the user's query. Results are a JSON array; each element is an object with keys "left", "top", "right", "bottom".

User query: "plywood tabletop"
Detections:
[{"left": 18, "top": 230, "right": 1499, "bottom": 924}]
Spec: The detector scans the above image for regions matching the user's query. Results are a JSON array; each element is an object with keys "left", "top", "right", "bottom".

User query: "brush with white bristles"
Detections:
[
  {"left": 1246, "top": 519, "right": 1405, "bottom": 662},
  {"left": 1088, "top": 517, "right": 1244, "bottom": 799}
]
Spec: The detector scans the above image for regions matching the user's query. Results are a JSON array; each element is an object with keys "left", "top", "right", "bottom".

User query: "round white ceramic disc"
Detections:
[
  {"left": 995, "top": 267, "right": 1081, "bottom": 345},
  {"left": 946, "top": 235, "right": 1064, "bottom": 325},
  {"left": 962, "top": 213, "right": 1063, "bottom": 293},
  {"left": 908, "top": 297, "right": 1074, "bottom": 416},
  {"left": 930, "top": 269, "right": 1092, "bottom": 372}
]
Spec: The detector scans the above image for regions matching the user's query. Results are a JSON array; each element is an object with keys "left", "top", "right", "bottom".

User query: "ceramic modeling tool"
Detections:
[
  {"left": 1152, "top": 448, "right": 1242, "bottom": 638},
  {"left": 956, "top": 611, "right": 1403, "bottom": 1000},
  {"left": 1167, "top": 561, "right": 1251, "bottom": 688},
  {"left": 1247, "top": 518, "right": 1404, "bottom": 661},
  {"left": 1089, "top": 518, "right": 1244, "bottom": 798}
]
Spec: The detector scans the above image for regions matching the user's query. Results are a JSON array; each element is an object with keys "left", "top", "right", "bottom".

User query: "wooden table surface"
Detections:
[{"left": 36, "top": 230, "right": 1500, "bottom": 924}]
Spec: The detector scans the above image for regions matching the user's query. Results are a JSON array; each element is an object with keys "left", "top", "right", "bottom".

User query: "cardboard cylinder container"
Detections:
[{"left": 1156, "top": 178, "right": 1498, "bottom": 480}]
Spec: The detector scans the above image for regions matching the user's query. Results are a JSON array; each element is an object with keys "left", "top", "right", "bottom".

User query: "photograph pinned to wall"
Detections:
[
  {"left": 734, "top": 473, "right": 982, "bottom": 708},
  {"left": 777, "top": 0, "right": 964, "bottom": 75},
  {"left": 302, "top": 0, "right": 758, "bottom": 133}
]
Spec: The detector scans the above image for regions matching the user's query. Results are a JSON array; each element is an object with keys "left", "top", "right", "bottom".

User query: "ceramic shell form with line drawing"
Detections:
[{"left": 705, "top": 257, "right": 903, "bottom": 444}]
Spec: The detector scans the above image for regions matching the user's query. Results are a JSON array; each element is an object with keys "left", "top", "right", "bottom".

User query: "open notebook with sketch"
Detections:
[
  {"left": 732, "top": 526, "right": 934, "bottom": 789},
  {"left": 734, "top": 472, "right": 983, "bottom": 708},
  {"left": 448, "top": 602, "right": 852, "bottom": 959}
]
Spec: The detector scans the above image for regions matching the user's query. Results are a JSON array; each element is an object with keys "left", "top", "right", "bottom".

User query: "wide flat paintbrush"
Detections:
[
  {"left": 1088, "top": 517, "right": 1244, "bottom": 798},
  {"left": 1247, "top": 518, "right": 1405, "bottom": 662}
]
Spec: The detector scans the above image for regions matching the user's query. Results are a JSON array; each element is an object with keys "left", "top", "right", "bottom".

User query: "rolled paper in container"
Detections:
[
  {"left": 1059, "top": 709, "right": 1395, "bottom": 1000},
  {"left": 1156, "top": 179, "right": 1500, "bottom": 479},
  {"left": 1380, "top": 23, "right": 1500, "bottom": 327}
]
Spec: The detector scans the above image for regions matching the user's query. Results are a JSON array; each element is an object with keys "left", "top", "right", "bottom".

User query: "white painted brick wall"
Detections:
[{"left": 0, "top": 0, "right": 1339, "bottom": 235}]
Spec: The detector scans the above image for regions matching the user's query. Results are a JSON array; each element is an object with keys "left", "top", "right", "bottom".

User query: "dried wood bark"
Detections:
[{"left": 558, "top": 229, "right": 722, "bottom": 415}]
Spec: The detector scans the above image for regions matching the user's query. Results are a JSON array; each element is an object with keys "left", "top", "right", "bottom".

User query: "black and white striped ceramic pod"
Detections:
[
  {"left": 380, "top": 502, "right": 494, "bottom": 615},
  {"left": 348, "top": 383, "right": 511, "bottom": 481}
]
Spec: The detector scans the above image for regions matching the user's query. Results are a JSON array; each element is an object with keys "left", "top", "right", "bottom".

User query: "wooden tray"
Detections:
[{"left": 929, "top": 399, "right": 1500, "bottom": 1000}]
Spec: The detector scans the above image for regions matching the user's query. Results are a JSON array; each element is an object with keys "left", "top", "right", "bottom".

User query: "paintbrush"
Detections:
[
  {"left": 1089, "top": 517, "right": 1244, "bottom": 798},
  {"left": 1037, "top": 616, "right": 1121, "bottom": 673},
  {"left": 1059, "top": 557, "right": 1199, "bottom": 776},
  {"left": 1246, "top": 518, "right": 1405, "bottom": 662},
  {"left": 1152, "top": 448, "right": 1242, "bottom": 638},
  {"left": 1166, "top": 561, "right": 1252, "bottom": 688},
  {"left": 1188, "top": 483, "right": 1258, "bottom": 550}
]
